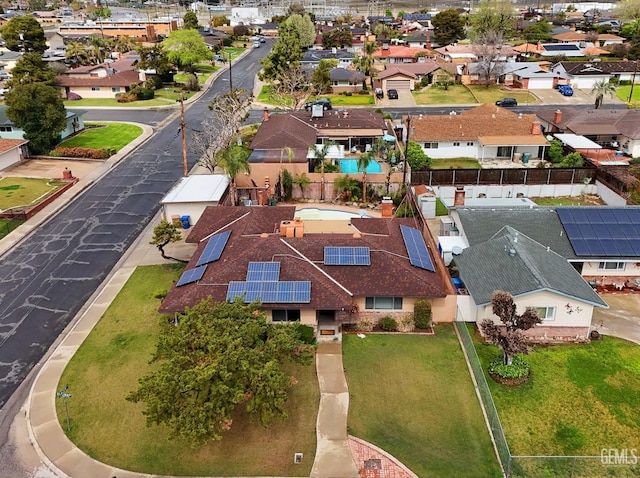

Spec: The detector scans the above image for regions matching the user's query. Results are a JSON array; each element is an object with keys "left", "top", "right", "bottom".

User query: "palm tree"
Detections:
[
  {"left": 219, "top": 145, "right": 250, "bottom": 205},
  {"left": 114, "top": 36, "right": 138, "bottom": 54},
  {"left": 293, "top": 173, "right": 311, "bottom": 198},
  {"left": 591, "top": 80, "right": 616, "bottom": 109},
  {"left": 65, "top": 42, "right": 91, "bottom": 66},
  {"left": 357, "top": 153, "right": 373, "bottom": 203},
  {"left": 312, "top": 142, "right": 332, "bottom": 200},
  {"left": 279, "top": 146, "right": 293, "bottom": 201}
]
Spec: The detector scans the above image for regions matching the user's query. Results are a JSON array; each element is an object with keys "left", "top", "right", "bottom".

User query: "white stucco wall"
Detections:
[
  {"left": 455, "top": 295, "right": 477, "bottom": 322},
  {"left": 476, "top": 290, "right": 595, "bottom": 329},
  {"left": 423, "top": 143, "right": 478, "bottom": 159},
  {"left": 0, "top": 148, "right": 23, "bottom": 171},
  {"left": 63, "top": 86, "right": 123, "bottom": 98},
  {"left": 596, "top": 180, "right": 628, "bottom": 206},
  {"left": 433, "top": 184, "right": 597, "bottom": 202},
  {"left": 162, "top": 203, "right": 216, "bottom": 226},
  {"left": 581, "top": 261, "right": 640, "bottom": 277}
]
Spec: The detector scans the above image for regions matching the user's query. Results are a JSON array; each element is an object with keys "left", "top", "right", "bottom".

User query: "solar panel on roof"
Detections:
[
  {"left": 176, "top": 266, "right": 207, "bottom": 287},
  {"left": 324, "top": 247, "right": 371, "bottom": 265},
  {"left": 400, "top": 225, "right": 435, "bottom": 272},
  {"left": 226, "top": 281, "right": 311, "bottom": 303},
  {"left": 559, "top": 207, "right": 640, "bottom": 257},
  {"left": 246, "top": 262, "right": 281, "bottom": 281},
  {"left": 196, "top": 230, "right": 231, "bottom": 267}
]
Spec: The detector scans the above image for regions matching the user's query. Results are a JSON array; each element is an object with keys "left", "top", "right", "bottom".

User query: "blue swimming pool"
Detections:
[{"left": 339, "top": 158, "right": 382, "bottom": 174}]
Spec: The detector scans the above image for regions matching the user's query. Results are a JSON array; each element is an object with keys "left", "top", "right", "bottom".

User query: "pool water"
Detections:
[{"left": 339, "top": 158, "right": 382, "bottom": 174}]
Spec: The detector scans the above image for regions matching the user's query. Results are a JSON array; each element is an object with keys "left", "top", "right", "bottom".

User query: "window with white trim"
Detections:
[
  {"left": 423, "top": 142, "right": 438, "bottom": 149},
  {"left": 535, "top": 306, "right": 556, "bottom": 321},
  {"left": 272, "top": 309, "right": 301, "bottom": 322},
  {"left": 598, "top": 261, "right": 625, "bottom": 270},
  {"left": 365, "top": 297, "right": 403, "bottom": 310},
  {"left": 0, "top": 126, "right": 12, "bottom": 132},
  {"left": 111, "top": 87, "right": 121, "bottom": 93},
  {"left": 466, "top": 141, "right": 474, "bottom": 146}
]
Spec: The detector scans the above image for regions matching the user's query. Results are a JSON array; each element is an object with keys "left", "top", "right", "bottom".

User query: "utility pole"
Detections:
[
  {"left": 402, "top": 115, "right": 412, "bottom": 187},
  {"left": 628, "top": 60, "right": 638, "bottom": 104},
  {"left": 180, "top": 93, "right": 188, "bottom": 176},
  {"left": 228, "top": 51, "right": 233, "bottom": 91}
]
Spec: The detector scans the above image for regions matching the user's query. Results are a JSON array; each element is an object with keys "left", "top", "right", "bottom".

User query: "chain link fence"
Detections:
[{"left": 454, "top": 320, "right": 640, "bottom": 478}]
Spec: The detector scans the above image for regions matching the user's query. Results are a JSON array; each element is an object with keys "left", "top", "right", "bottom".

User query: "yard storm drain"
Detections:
[{"left": 364, "top": 459, "right": 382, "bottom": 470}]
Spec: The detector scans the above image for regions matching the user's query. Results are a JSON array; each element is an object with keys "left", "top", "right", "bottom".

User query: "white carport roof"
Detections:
[
  {"left": 554, "top": 133, "right": 601, "bottom": 150},
  {"left": 161, "top": 175, "right": 230, "bottom": 204}
]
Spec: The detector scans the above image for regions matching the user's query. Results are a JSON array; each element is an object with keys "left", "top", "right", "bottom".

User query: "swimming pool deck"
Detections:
[{"left": 294, "top": 204, "right": 381, "bottom": 234}]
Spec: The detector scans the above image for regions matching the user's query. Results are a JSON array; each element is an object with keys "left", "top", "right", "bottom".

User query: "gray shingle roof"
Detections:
[
  {"left": 456, "top": 207, "right": 578, "bottom": 260},
  {"left": 455, "top": 226, "right": 607, "bottom": 307}
]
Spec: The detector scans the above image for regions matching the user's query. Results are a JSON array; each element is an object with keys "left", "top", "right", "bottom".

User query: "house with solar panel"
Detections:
[
  {"left": 454, "top": 225, "right": 607, "bottom": 342},
  {"left": 160, "top": 206, "right": 454, "bottom": 339}
]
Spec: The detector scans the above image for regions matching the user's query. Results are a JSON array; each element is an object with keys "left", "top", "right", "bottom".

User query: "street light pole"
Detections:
[
  {"left": 628, "top": 59, "right": 638, "bottom": 104},
  {"left": 180, "top": 93, "right": 188, "bottom": 176},
  {"left": 228, "top": 52, "right": 233, "bottom": 92}
]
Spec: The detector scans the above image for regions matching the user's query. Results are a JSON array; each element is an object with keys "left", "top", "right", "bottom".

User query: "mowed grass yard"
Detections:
[
  {"left": 473, "top": 329, "right": 640, "bottom": 457},
  {"left": 343, "top": 328, "right": 502, "bottom": 478},
  {"left": 430, "top": 157, "right": 481, "bottom": 169},
  {"left": 57, "top": 264, "right": 319, "bottom": 476},
  {"left": 59, "top": 123, "right": 143, "bottom": 152},
  {"left": 0, "top": 177, "right": 66, "bottom": 210}
]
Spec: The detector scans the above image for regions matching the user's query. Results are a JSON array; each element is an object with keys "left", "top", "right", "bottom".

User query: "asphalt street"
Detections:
[{"left": 0, "top": 46, "right": 269, "bottom": 477}]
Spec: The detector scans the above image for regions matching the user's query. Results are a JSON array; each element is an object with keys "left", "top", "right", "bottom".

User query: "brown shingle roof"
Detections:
[
  {"left": 249, "top": 114, "right": 317, "bottom": 150},
  {"left": 57, "top": 69, "right": 142, "bottom": 87},
  {"left": 410, "top": 104, "right": 542, "bottom": 142},
  {"left": 160, "top": 207, "right": 447, "bottom": 313},
  {"left": 537, "top": 107, "right": 640, "bottom": 139},
  {"left": 0, "top": 138, "right": 28, "bottom": 153}
]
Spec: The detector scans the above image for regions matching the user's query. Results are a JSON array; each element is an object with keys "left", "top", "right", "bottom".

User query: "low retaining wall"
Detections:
[{"left": 0, "top": 179, "right": 78, "bottom": 220}]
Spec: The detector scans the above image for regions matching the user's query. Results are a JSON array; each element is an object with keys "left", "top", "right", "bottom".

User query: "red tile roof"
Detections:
[
  {"left": 0, "top": 138, "right": 27, "bottom": 153},
  {"left": 160, "top": 207, "right": 446, "bottom": 313}
]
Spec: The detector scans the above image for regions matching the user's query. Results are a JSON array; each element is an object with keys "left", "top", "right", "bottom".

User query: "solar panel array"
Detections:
[
  {"left": 246, "top": 262, "right": 281, "bottom": 281},
  {"left": 226, "top": 281, "right": 311, "bottom": 303},
  {"left": 196, "top": 230, "right": 231, "bottom": 267},
  {"left": 557, "top": 208, "right": 640, "bottom": 257},
  {"left": 176, "top": 265, "right": 207, "bottom": 287},
  {"left": 324, "top": 247, "right": 371, "bottom": 265},
  {"left": 400, "top": 225, "right": 435, "bottom": 271}
]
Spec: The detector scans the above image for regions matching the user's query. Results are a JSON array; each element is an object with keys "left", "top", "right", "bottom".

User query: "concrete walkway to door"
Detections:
[{"left": 311, "top": 342, "right": 360, "bottom": 478}]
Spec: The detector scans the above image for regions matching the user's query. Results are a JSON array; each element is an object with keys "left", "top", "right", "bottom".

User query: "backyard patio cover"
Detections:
[{"left": 554, "top": 134, "right": 601, "bottom": 150}]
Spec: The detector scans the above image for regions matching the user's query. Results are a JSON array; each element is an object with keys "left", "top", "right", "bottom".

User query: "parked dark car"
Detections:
[
  {"left": 495, "top": 97, "right": 517, "bottom": 107},
  {"left": 387, "top": 89, "right": 399, "bottom": 99},
  {"left": 212, "top": 55, "right": 227, "bottom": 62},
  {"left": 304, "top": 98, "right": 333, "bottom": 111}
]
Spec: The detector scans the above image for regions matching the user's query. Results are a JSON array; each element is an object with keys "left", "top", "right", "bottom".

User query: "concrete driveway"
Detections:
[
  {"left": 592, "top": 293, "right": 640, "bottom": 344},
  {"left": 375, "top": 88, "right": 416, "bottom": 107},
  {"left": 530, "top": 88, "right": 625, "bottom": 106}
]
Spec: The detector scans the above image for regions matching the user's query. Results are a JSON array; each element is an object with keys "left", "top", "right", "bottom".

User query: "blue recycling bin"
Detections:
[
  {"left": 180, "top": 215, "right": 191, "bottom": 229},
  {"left": 522, "top": 153, "right": 531, "bottom": 164}
]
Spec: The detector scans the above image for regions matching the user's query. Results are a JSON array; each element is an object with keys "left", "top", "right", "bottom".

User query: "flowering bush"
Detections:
[{"left": 49, "top": 147, "right": 115, "bottom": 159}]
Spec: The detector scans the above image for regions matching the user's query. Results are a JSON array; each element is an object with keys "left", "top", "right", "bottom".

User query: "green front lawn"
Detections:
[
  {"left": 59, "top": 123, "right": 143, "bottom": 151},
  {"left": 0, "top": 177, "right": 66, "bottom": 210},
  {"left": 413, "top": 84, "right": 476, "bottom": 105},
  {"left": 344, "top": 329, "right": 502, "bottom": 478},
  {"left": 473, "top": 330, "right": 640, "bottom": 457},
  {"left": 56, "top": 264, "right": 319, "bottom": 476},
  {"left": 468, "top": 85, "right": 538, "bottom": 105},
  {"left": 0, "top": 218, "right": 25, "bottom": 239},
  {"left": 616, "top": 85, "right": 640, "bottom": 107},
  {"left": 430, "top": 157, "right": 481, "bottom": 169},
  {"left": 64, "top": 96, "right": 187, "bottom": 107},
  {"left": 257, "top": 86, "right": 374, "bottom": 107}
]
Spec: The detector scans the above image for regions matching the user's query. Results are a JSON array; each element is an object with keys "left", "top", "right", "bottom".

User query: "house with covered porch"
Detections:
[{"left": 408, "top": 104, "right": 549, "bottom": 163}]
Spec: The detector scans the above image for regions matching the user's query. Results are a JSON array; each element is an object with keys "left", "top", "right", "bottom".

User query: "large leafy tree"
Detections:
[
  {"left": 5, "top": 83, "right": 67, "bottom": 154},
  {"left": 285, "top": 13, "right": 316, "bottom": 48},
  {"left": 480, "top": 291, "right": 542, "bottom": 366},
  {"left": 0, "top": 16, "right": 47, "bottom": 53},
  {"left": 617, "top": 0, "right": 640, "bottom": 20},
  {"left": 127, "top": 299, "right": 313, "bottom": 446},
  {"left": 469, "top": 0, "right": 514, "bottom": 41},
  {"left": 523, "top": 20, "right": 553, "bottom": 43},
  {"left": 311, "top": 58, "right": 337, "bottom": 94},
  {"left": 271, "top": 64, "right": 319, "bottom": 110},
  {"left": 137, "top": 44, "right": 173, "bottom": 80},
  {"left": 473, "top": 32, "right": 506, "bottom": 87},
  {"left": 162, "top": 29, "right": 211, "bottom": 73},
  {"left": 322, "top": 28, "right": 353, "bottom": 48},
  {"left": 7, "top": 52, "right": 56, "bottom": 87},
  {"left": 628, "top": 29, "right": 640, "bottom": 59},
  {"left": 591, "top": 79, "right": 617, "bottom": 108},
  {"left": 183, "top": 10, "right": 199, "bottom": 29},
  {"left": 406, "top": 141, "right": 431, "bottom": 170},
  {"left": 260, "top": 22, "right": 303, "bottom": 81},
  {"left": 431, "top": 9, "right": 466, "bottom": 46}
]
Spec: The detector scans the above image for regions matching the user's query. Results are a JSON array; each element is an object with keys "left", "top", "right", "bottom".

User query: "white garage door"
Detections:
[
  {"left": 528, "top": 77, "right": 554, "bottom": 89},
  {"left": 386, "top": 79, "right": 411, "bottom": 90}
]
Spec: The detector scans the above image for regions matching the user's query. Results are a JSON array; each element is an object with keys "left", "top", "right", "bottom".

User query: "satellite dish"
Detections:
[{"left": 452, "top": 246, "right": 463, "bottom": 255}]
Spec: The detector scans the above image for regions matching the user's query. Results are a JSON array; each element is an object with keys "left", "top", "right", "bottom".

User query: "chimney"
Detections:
[
  {"left": 553, "top": 109, "right": 562, "bottom": 124},
  {"left": 454, "top": 187, "right": 465, "bottom": 207},
  {"left": 381, "top": 196, "right": 394, "bottom": 217},
  {"left": 263, "top": 107, "right": 269, "bottom": 121},
  {"left": 531, "top": 121, "right": 542, "bottom": 135}
]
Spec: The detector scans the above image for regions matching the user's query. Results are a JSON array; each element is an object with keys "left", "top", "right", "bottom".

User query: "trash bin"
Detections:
[
  {"left": 268, "top": 198, "right": 277, "bottom": 206},
  {"left": 180, "top": 215, "right": 191, "bottom": 229},
  {"left": 522, "top": 153, "right": 531, "bottom": 164}
]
